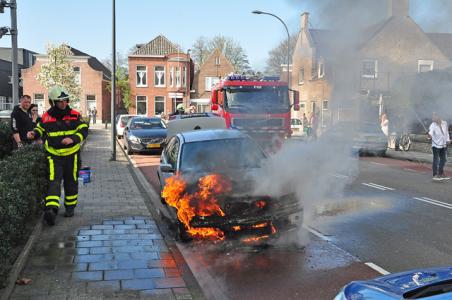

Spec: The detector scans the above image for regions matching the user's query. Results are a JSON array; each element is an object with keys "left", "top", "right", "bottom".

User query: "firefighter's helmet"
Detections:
[
  {"left": 48, "top": 86, "right": 70, "bottom": 105},
  {"left": 176, "top": 103, "right": 185, "bottom": 112}
]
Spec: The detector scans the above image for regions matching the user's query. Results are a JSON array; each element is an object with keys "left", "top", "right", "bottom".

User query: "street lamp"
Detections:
[{"left": 252, "top": 10, "right": 290, "bottom": 86}]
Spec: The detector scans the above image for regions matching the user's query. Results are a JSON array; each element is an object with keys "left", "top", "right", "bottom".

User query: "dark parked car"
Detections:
[{"left": 123, "top": 117, "right": 166, "bottom": 155}]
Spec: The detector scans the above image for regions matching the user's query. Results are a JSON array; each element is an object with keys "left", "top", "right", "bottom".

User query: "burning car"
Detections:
[{"left": 157, "top": 127, "right": 302, "bottom": 242}]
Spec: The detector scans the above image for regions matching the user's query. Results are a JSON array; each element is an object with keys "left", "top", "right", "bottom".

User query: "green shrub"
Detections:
[
  {"left": 0, "top": 122, "right": 13, "bottom": 159},
  {"left": 0, "top": 145, "right": 47, "bottom": 287}
]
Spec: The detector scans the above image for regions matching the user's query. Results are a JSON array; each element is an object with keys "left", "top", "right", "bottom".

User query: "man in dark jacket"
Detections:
[
  {"left": 27, "top": 86, "right": 88, "bottom": 225},
  {"left": 10, "top": 95, "right": 33, "bottom": 148}
]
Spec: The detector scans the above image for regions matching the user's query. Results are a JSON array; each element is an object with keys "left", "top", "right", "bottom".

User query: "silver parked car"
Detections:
[{"left": 157, "top": 128, "right": 303, "bottom": 242}]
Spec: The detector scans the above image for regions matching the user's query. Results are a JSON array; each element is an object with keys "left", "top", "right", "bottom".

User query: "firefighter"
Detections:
[{"left": 27, "top": 86, "right": 88, "bottom": 226}]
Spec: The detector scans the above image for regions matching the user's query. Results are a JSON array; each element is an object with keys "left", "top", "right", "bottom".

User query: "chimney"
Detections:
[
  {"left": 389, "top": 0, "right": 409, "bottom": 17},
  {"left": 301, "top": 12, "right": 309, "bottom": 31}
]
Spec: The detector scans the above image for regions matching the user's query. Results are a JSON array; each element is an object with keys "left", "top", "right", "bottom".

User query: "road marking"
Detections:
[
  {"left": 404, "top": 168, "right": 418, "bottom": 172},
  {"left": 413, "top": 197, "right": 452, "bottom": 210},
  {"left": 370, "top": 162, "right": 386, "bottom": 166},
  {"left": 331, "top": 173, "right": 349, "bottom": 179},
  {"left": 362, "top": 182, "right": 395, "bottom": 191},
  {"left": 365, "top": 262, "right": 390, "bottom": 275},
  {"left": 303, "top": 225, "right": 332, "bottom": 241}
]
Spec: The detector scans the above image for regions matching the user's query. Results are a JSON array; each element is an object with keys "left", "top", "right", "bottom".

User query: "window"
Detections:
[
  {"left": 73, "top": 66, "right": 81, "bottom": 84},
  {"left": 136, "top": 65, "right": 147, "bottom": 87},
  {"left": 170, "top": 66, "right": 174, "bottom": 87},
  {"left": 215, "top": 57, "right": 221, "bottom": 65},
  {"left": 298, "top": 68, "right": 305, "bottom": 84},
  {"left": 362, "top": 60, "right": 378, "bottom": 78},
  {"left": 154, "top": 66, "right": 165, "bottom": 87},
  {"left": 34, "top": 93, "right": 45, "bottom": 115},
  {"left": 300, "top": 101, "right": 306, "bottom": 110},
  {"left": 321, "top": 100, "right": 329, "bottom": 128},
  {"left": 418, "top": 60, "right": 434, "bottom": 73},
  {"left": 86, "top": 95, "right": 96, "bottom": 114},
  {"left": 311, "top": 101, "right": 316, "bottom": 114},
  {"left": 176, "top": 67, "right": 181, "bottom": 87},
  {"left": 154, "top": 96, "right": 165, "bottom": 115},
  {"left": 318, "top": 62, "right": 325, "bottom": 78},
  {"left": 136, "top": 95, "right": 147, "bottom": 115},
  {"left": 322, "top": 100, "right": 328, "bottom": 111},
  {"left": 172, "top": 98, "right": 183, "bottom": 112},
  {"left": 182, "top": 66, "right": 187, "bottom": 87},
  {"left": 205, "top": 76, "right": 220, "bottom": 91}
]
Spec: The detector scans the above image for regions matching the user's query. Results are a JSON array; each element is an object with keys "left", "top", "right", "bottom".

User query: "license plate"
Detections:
[{"left": 147, "top": 143, "right": 160, "bottom": 149}]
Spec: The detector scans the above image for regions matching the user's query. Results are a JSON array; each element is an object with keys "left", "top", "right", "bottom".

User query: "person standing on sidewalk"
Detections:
[
  {"left": 428, "top": 112, "right": 450, "bottom": 181},
  {"left": 10, "top": 95, "right": 33, "bottom": 148},
  {"left": 27, "top": 86, "right": 88, "bottom": 225}
]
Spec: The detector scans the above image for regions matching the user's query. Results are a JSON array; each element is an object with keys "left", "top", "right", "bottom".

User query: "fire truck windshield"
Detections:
[{"left": 224, "top": 86, "right": 289, "bottom": 114}]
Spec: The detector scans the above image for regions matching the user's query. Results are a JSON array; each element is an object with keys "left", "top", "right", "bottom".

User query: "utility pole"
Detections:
[
  {"left": 110, "top": 0, "right": 116, "bottom": 161},
  {"left": 10, "top": 0, "right": 17, "bottom": 106}
]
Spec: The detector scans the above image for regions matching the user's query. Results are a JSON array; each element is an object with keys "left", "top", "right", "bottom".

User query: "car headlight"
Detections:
[{"left": 129, "top": 135, "right": 141, "bottom": 143}]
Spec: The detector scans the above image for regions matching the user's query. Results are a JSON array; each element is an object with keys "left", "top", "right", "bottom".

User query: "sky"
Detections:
[{"left": 0, "top": 0, "right": 451, "bottom": 72}]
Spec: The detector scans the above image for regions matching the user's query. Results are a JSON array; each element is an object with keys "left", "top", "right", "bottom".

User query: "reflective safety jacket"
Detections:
[{"left": 33, "top": 107, "right": 89, "bottom": 156}]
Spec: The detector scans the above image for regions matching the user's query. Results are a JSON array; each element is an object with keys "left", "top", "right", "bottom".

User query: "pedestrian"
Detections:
[
  {"left": 380, "top": 113, "right": 389, "bottom": 137},
  {"left": 309, "top": 112, "right": 318, "bottom": 139},
  {"left": 29, "top": 104, "right": 41, "bottom": 128},
  {"left": 87, "top": 108, "right": 92, "bottom": 124},
  {"left": 10, "top": 95, "right": 33, "bottom": 148},
  {"left": 302, "top": 113, "right": 309, "bottom": 136},
  {"left": 427, "top": 112, "right": 450, "bottom": 181},
  {"left": 27, "top": 86, "right": 89, "bottom": 225},
  {"left": 188, "top": 105, "right": 197, "bottom": 114},
  {"left": 91, "top": 107, "right": 97, "bottom": 124}
]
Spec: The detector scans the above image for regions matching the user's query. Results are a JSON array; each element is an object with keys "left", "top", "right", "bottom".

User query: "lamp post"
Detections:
[
  {"left": 110, "top": 0, "right": 116, "bottom": 161},
  {"left": 252, "top": 10, "right": 290, "bottom": 86}
]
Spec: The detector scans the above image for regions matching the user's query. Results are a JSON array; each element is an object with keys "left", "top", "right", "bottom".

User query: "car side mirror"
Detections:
[
  {"left": 160, "top": 163, "right": 174, "bottom": 173},
  {"left": 211, "top": 104, "right": 219, "bottom": 111}
]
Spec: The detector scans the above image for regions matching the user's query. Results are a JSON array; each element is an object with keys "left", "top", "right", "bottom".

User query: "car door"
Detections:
[{"left": 158, "top": 136, "right": 180, "bottom": 190}]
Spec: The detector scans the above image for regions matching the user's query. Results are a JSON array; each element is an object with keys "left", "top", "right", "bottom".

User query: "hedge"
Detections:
[
  {"left": 0, "top": 145, "right": 48, "bottom": 288},
  {"left": 0, "top": 121, "right": 13, "bottom": 159}
]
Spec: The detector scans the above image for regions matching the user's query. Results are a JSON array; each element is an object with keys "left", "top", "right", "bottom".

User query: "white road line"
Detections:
[
  {"left": 370, "top": 162, "right": 386, "bottom": 166},
  {"left": 404, "top": 168, "right": 417, "bottom": 172},
  {"left": 368, "top": 183, "right": 395, "bottom": 190},
  {"left": 413, "top": 197, "right": 452, "bottom": 210},
  {"left": 362, "top": 183, "right": 388, "bottom": 191},
  {"left": 365, "top": 262, "right": 390, "bottom": 275},
  {"left": 421, "top": 197, "right": 452, "bottom": 209},
  {"left": 303, "top": 225, "right": 332, "bottom": 241},
  {"left": 331, "top": 173, "right": 349, "bottom": 179}
]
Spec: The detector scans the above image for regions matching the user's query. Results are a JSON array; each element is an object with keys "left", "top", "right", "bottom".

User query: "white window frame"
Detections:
[
  {"left": 215, "top": 57, "right": 221, "bottom": 65},
  {"left": 318, "top": 62, "right": 325, "bottom": 78},
  {"left": 182, "top": 66, "right": 187, "bottom": 87},
  {"left": 362, "top": 60, "right": 378, "bottom": 79},
  {"left": 300, "top": 101, "right": 306, "bottom": 110},
  {"left": 154, "top": 96, "right": 165, "bottom": 115},
  {"left": 322, "top": 100, "right": 329, "bottom": 111},
  {"left": 136, "top": 65, "right": 147, "bottom": 87},
  {"left": 205, "top": 76, "right": 220, "bottom": 91},
  {"left": 298, "top": 67, "right": 305, "bottom": 85},
  {"left": 33, "top": 93, "right": 45, "bottom": 115},
  {"left": 73, "top": 66, "right": 81, "bottom": 84},
  {"left": 170, "top": 66, "right": 174, "bottom": 87},
  {"left": 154, "top": 66, "right": 165, "bottom": 87},
  {"left": 418, "top": 60, "right": 434, "bottom": 73},
  {"left": 136, "top": 95, "right": 147, "bottom": 115}
]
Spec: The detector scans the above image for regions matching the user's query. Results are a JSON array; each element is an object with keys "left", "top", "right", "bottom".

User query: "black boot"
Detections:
[
  {"left": 44, "top": 209, "right": 56, "bottom": 226},
  {"left": 64, "top": 206, "right": 75, "bottom": 218}
]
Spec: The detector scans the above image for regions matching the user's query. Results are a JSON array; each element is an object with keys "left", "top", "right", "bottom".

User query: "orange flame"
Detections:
[
  {"left": 232, "top": 226, "right": 242, "bottom": 231},
  {"left": 242, "top": 235, "right": 270, "bottom": 243},
  {"left": 252, "top": 222, "right": 268, "bottom": 229},
  {"left": 162, "top": 173, "right": 231, "bottom": 240}
]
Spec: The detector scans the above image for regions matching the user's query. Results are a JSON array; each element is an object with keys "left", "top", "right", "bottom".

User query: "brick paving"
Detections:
[{"left": 9, "top": 125, "right": 195, "bottom": 300}]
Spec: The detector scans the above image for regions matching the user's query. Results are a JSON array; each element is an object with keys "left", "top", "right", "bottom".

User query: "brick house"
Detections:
[
  {"left": 291, "top": 0, "right": 452, "bottom": 134},
  {"left": 191, "top": 49, "right": 235, "bottom": 111},
  {"left": 22, "top": 47, "right": 111, "bottom": 122},
  {"left": 128, "top": 35, "right": 194, "bottom": 116}
]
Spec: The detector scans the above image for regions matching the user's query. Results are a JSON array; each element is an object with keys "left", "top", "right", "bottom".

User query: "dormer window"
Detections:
[
  {"left": 362, "top": 60, "right": 378, "bottom": 79},
  {"left": 418, "top": 60, "right": 434, "bottom": 73}
]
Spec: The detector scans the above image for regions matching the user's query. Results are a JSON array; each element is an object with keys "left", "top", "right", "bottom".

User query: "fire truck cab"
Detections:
[{"left": 210, "top": 74, "right": 299, "bottom": 151}]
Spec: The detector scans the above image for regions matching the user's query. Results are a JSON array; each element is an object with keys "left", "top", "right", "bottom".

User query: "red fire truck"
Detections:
[{"left": 210, "top": 74, "right": 300, "bottom": 151}]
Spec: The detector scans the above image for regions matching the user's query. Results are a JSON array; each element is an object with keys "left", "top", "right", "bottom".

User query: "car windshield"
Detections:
[
  {"left": 224, "top": 86, "right": 289, "bottom": 114},
  {"left": 130, "top": 118, "right": 165, "bottom": 129},
  {"left": 180, "top": 138, "right": 266, "bottom": 172}
]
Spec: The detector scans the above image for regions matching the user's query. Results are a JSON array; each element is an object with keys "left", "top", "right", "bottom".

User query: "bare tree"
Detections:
[
  {"left": 265, "top": 33, "right": 298, "bottom": 76},
  {"left": 191, "top": 35, "right": 251, "bottom": 73}
]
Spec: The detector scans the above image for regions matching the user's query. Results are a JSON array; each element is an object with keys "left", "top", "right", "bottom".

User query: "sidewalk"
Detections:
[
  {"left": 386, "top": 148, "right": 452, "bottom": 167},
  {"left": 8, "top": 124, "right": 197, "bottom": 300}
]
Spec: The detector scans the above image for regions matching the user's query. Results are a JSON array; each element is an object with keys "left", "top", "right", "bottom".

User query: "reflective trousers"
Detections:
[{"left": 45, "top": 153, "right": 80, "bottom": 210}]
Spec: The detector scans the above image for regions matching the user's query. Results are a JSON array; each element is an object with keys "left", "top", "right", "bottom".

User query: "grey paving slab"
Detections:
[{"left": 9, "top": 125, "right": 195, "bottom": 299}]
